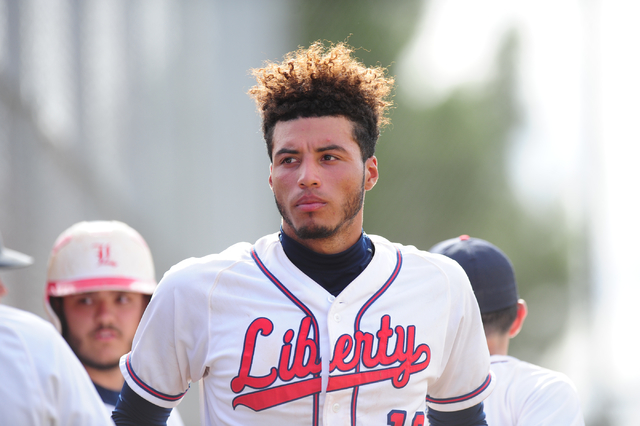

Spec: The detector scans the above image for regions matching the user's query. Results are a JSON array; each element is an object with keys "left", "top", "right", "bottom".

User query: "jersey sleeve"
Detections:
[
  {"left": 0, "top": 306, "right": 114, "bottom": 425},
  {"left": 52, "top": 334, "right": 116, "bottom": 425},
  {"left": 120, "top": 257, "right": 215, "bottom": 409},
  {"left": 424, "top": 254, "right": 495, "bottom": 412}
]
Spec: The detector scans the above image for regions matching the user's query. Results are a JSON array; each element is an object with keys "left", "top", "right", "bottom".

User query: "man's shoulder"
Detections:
[
  {"left": 370, "top": 235, "right": 451, "bottom": 260},
  {"left": 171, "top": 233, "right": 280, "bottom": 270},
  {"left": 0, "top": 305, "right": 82, "bottom": 372},
  {"left": 0, "top": 305, "right": 58, "bottom": 339},
  {"left": 157, "top": 233, "right": 280, "bottom": 289},
  {"left": 370, "top": 235, "right": 468, "bottom": 277},
  {"left": 491, "top": 354, "right": 579, "bottom": 394},
  {"left": 487, "top": 356, "right": 584, "bottom": 424},
  {"left": 368, "top": 235, "right": 472, "bottom": 300}
]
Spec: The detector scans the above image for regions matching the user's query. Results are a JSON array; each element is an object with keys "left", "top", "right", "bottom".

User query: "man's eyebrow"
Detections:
[
  {"left": 274, "top": 147, "right": 299, "bottom": 156},
  {"left": 317, "top": 144, "right": 347, "bottom": 153},
  {"left": 274, "top": 144, "right": 347, "bottom": 156}
]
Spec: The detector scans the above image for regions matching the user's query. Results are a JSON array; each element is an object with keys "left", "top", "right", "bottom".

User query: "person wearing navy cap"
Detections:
[{"left": 430, "top": 235, "right": 585, "bottom": 426}]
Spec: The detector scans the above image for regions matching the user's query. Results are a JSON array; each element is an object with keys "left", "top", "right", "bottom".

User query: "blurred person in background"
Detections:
[
  {"left": 431, "top": 235, "right": 585, "bottom": 425},
  {"left": 44, "top": 220, "right": 184, "bottom": 425},
  {"left": 0, "top": 229, "right": 113, "bottom": 425}
]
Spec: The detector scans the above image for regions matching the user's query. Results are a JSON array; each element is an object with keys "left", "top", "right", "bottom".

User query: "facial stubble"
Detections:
[{"left": 275, "top": 172, "right": 366, "bottom": 241}]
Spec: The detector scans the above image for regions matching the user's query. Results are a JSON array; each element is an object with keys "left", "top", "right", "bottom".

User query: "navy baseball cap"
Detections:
[{"left": 430, "top": 235, "right": 517, "bottom": 314}]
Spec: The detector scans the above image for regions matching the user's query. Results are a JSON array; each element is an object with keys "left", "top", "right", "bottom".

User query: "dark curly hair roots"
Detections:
[{"left": 248, "top": 41, "right": 394, "bottom": 161}]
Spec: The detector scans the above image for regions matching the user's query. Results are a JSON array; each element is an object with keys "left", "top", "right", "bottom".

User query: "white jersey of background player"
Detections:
[
  {"left": 44, "top": 221, "right": 183, "bottom": 426},
  {"left": 0, "top": 230, "right": 114, "bottom": 426},
  {"left": 431, "top": 235, "right": 585, "bottom": 425},
  {"left": 113, "top": 41, "right": 494, "bottom": 425}
]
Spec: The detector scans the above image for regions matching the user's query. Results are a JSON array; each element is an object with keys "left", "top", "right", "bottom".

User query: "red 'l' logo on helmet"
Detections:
[{"left": 94, "top": 244, "right": 117, "bottom": 267}]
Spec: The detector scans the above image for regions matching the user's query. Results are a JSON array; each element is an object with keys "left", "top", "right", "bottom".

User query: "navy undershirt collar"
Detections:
[
  {"left": 279, "top": 229, "right": 374, "bottom": 296},
  {"left": 94, "top": 382, "right": 119, "bottom": 407}
]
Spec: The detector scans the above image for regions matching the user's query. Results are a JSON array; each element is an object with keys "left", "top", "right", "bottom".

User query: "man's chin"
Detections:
[
  {"left": 81, "top": 358, "right": 121, "bottom": 371},
  {"left": 77, "top": 350, "right": 124, "bottom": 371},
  {"left": 292, "top": 224, "right": 336, "bottom": 240}
]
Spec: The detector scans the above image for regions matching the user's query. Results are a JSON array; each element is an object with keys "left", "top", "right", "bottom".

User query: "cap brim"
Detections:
[{"left": 0, "top": 248, "right": 34, "bottom": 269}]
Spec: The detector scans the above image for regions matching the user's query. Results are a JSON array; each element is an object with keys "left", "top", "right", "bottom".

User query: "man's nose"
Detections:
[
  {"left": 297, "top": 160, "right": 321, "bottom": 188},
  {"left": 95, "top": 300, "right": 115, "bottom": 323}
]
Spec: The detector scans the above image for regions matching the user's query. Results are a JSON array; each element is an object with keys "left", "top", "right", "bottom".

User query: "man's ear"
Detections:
[
  {"left": 364, "top": 156, "right": 379, "bottom": 191},
  {"left": 508, "top": 299, "right": 528, "bottom": 339},
  {"left": 268, "top": 163, "right": 273, "bottom": 190}
]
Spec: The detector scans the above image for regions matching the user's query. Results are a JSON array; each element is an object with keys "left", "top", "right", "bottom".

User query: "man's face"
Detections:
[
  {"left": 62, "top": 290, "right": 146, "bottom": 371},
  {"left": 269, "top": 116, "right": 378, "bottom": 252}
]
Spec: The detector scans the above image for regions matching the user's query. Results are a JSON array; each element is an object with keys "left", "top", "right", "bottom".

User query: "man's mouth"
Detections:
[
  {"left": 93, "top": 327, "right": 119, "bottom": 341},
  {"left": 296, "top": 195, "right": 326, "bottom": 212}
]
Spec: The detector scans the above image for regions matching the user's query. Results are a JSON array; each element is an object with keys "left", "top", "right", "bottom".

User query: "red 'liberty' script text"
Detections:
[{"left": 231, "top": 314, "right": 430, "bottom": 411}]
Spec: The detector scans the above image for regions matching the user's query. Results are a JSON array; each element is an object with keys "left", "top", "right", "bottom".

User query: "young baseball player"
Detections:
[
  {"left": 0, "top": 229, "right": 114, "bottom": 425},
  {"left": 430, "top": 235, "right": 585, "bottom": 425},
  {"left": 44, "top": 221, "right": 184, "bottom": 425},
  {"left": 113, "top": 41, "right": 494, "bottom": 425}
]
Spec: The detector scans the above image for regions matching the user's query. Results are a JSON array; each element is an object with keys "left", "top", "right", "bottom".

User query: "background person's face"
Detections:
[
  {"left": 62, "top": 290, "right": 146, "bottom": 370},
  {"left": 0, "top": 277, "right": 7, "bottom": 300}
]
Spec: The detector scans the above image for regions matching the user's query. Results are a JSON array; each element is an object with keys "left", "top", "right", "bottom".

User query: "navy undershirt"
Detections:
[
  {"left": 279, "top": 229, "right": 373, "bottom": 296},
  {"left": 428, "top": 401, "right": 487, "bottom": 425},
  {"left": 95, "top": 382, "right": 119, "bottom": 407},
  {"left": 113, "top": 382, "right": 172, "bottom": 425},
  {"left": 112, "top": 231, "right": 487, "bottom": 425}
]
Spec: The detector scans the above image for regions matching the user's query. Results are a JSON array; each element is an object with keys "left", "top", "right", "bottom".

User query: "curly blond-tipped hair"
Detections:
[{"left": 248, "top": 41, "right": 394, "bottom": 160}]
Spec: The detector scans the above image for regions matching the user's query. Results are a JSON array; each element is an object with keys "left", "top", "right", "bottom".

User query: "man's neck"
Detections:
[
  {"left": 279, "top": 230, "right": 373, "bottom": 297},
  {"left": 85, "top": 365, "right": 125, "bottom": 392},
  {"left": 486, "top": 333, "right": 510, "bottom": 356}
]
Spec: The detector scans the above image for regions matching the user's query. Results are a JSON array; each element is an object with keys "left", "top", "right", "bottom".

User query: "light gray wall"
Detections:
[{"left": 0, "top": 1, "right": 295, "bottom": 424}]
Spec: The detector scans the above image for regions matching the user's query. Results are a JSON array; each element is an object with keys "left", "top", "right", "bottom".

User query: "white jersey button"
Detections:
[
  {"left": 332, "top": 403, "right": 340, "bottom": 413},
  {"left": 328, "top": 295, "right": 336, "bottom": 303},
  {"left": 334, "top": 313, "right": 341, "bottom": 322}
]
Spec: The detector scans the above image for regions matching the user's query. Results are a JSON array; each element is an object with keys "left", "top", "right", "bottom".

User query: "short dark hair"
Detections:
[
  {"left": 481, "top": 304, "right": 518, "bottom": 336},
  {"left": 248, "top": 41, "right": 394, "bottom": 161}
]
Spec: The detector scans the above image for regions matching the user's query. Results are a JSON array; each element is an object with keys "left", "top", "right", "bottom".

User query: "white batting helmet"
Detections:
[{"left": 44, "top": 220, "right": 157, "bottom": 332}]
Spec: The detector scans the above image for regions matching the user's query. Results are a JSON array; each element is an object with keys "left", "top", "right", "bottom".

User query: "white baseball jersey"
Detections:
[
  {"left": 0, "top": 304, "right": 114, "bottom": 425},
  {"left": 121, "top": 233, "right": 494, "bottom": 425},
  {"left": 485, "top": 354, "right": 584, "bottom": 425}
]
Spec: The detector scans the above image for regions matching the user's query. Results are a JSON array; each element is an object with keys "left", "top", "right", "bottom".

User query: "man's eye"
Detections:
[
  {"left": 78, "top": 297, "right": 94, "bottom": 305},
  {"left": 117, "top": 295, "right": 131, "bottom": 304},
  {"left": 322, "top": 154, "right": 336, "bottom": 161}
]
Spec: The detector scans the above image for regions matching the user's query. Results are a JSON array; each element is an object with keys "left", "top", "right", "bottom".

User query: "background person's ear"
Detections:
[{"left": 508, "top": 299, "right": 528, "bottom": 339}]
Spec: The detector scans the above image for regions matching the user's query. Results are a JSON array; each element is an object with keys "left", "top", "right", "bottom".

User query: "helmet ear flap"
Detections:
[{"left": 46, "top": 296, "right": 67, "bottom": 335}]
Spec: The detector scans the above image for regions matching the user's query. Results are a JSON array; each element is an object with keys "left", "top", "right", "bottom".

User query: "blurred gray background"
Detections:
[{"left": 1, "top": 0, "right": 638, "bottom": 425}]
